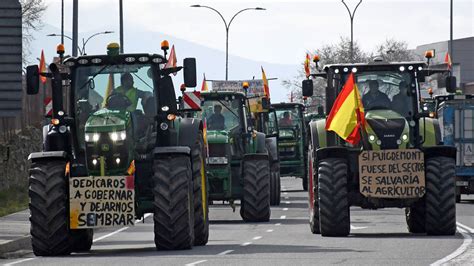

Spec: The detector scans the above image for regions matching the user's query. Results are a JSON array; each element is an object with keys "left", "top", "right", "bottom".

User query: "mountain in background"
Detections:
[{"left": 29, "top": 24, "right": 299, "bottom": 102}]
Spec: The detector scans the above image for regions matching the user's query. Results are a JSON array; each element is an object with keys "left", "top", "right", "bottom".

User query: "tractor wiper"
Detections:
[
  {"left": 77, "top": 65, "right": 110, "bottom": 92},
  {"left": 217, "top": 99, "right": 239, "bottom": 119}
]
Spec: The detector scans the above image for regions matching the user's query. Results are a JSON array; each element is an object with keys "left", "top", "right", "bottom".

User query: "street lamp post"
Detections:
[
  {"left": 191, "top": 5, "right": 265, "bottom": 80},
  {"left": 341, "top": 0, "right": 362, "bottom": 62},
  {"left": 47, "top": 31, "right": 114, "bottom": 56}
]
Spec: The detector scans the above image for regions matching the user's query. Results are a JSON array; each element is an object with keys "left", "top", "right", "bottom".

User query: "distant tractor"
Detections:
[
  {"left": 436, "top": 94, "right": 474, "bottom": 202},
  {"left": 200, "top": 89, "right": 271, "bottom": 222},
  {"left": 304, "top": 58, "right": 457, "bottom": 236},
  {"left": 25, "top": 42, "right": 209, "bottom": 256},
  {"left": 272, "top": 103, "right": 308, "bottom": 190}
]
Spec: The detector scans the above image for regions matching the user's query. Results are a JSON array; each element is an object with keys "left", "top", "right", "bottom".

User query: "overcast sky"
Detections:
[{"left": 40, "top": 0, "right": 473, "bottom": 64}]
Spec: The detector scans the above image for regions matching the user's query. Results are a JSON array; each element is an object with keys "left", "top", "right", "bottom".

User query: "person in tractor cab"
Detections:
[
  {"left": 279, "top": 111, "right": 293, "bottom": 126},
  {"left": 112, "top": 72, "right": 151, "bottom": 112},
  {"left": 391, "top": 81, "right": 413, "bottom": 117},
  {"left": 207, "top": 104, "right": 225, "bottom": 130},
  {"left": 362, "top": 80, "right": 391, "bottom": 110}
]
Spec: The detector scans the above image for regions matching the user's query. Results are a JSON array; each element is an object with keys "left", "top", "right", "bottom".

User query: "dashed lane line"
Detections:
[
  {"left": 241, "top": 242, "right": 252, "bottom": 246},
  {"left": 253, "top": 236, "right": 262, "bottom": 240},
  {"left": 4, "top": 258, "right": 35, "bottom": 266},
  {"left": 283, "top": 208, "right": 289, "bottom": 211},
  {"left": 280, "top": 215, "right": 287, "bottom": 219},
  {"left": 285, "top": 201, "right": 291, "bottom": 204},
  {"left": 275, "top": 223, "right": 282, "bottom": 226},
  {"left": 217, "top": 250, "right": 234, "bottom": 255},
  {"left": 185, "top": 260, "right": 207, "bottom": 266},
  {"left": 266, "top": 229, "right": 274, "bottom": 233}
]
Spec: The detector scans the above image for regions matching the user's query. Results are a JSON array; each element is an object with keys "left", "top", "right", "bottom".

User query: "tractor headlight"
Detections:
[
  {"left": 109, "top": 130, "right": 126, "bottom": 142},
  {"left": 85, "top": 133, "right": 100, "bottom": 142},
  {"left": 402, "top": 134, "right": 409, "bottom": 142},
  {"left": 207, "top": 157, "right": 228, "bottom": 165},
  {"left": 368, "top": 134, "right": 376, "bottom": 142}
]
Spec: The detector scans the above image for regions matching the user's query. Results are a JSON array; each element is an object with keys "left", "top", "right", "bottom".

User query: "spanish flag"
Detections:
[
  {"left": 201, "top": 73, "right": 208, "bottom": 92},
  {"left": 325, "top": 72, "right": 365, "bottom": 145},
  {"left": 39, "top": 50, "right": 47, "bottom": 84},
  {"left": 304, "top": 53, "right": 311, "bottom": 78},
  {"left": 261, "top": 66, "right": 270, "bottom": 99},
  {"left": 445, "top": 52, "right": 452, "bottom": 70},
  {"left": 102, "top": 73, "right": 114, "bottom": 108}
]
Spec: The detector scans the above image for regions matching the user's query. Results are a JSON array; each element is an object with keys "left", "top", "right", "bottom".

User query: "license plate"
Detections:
[{"left": 456, "top": 181, "right": 469, "bottom": 186}]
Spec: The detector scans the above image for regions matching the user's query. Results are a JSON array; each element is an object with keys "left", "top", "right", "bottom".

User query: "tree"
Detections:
[
  {"left": 373, "top": 38, "right": 420, "bottom": 62},
  {"left": 20, "top": 0, "right": 46, "bottom": 63}
]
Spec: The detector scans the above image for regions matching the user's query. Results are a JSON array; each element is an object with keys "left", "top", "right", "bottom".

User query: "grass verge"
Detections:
[{"left": 0, "top": 186, "right": 28, "bottom": 217}]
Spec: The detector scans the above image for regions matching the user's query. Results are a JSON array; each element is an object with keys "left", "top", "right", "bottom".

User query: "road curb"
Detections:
[{"left": 0, "top": 235, "right": 31, "bottom": 258}]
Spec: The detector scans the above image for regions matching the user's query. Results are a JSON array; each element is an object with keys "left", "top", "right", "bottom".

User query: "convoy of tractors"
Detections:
[{"left": 24, "top": 39, "right": 467, "bottom": 256}]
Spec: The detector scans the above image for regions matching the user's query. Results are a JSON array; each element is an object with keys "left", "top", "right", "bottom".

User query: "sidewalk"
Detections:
[{"left": 0, "top": 209, "right": 31, "bottom": 258}]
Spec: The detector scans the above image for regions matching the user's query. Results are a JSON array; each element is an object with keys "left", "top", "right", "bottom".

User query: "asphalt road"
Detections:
[{"left": 3, "top": 177, "right": 473, "bottom": 266}]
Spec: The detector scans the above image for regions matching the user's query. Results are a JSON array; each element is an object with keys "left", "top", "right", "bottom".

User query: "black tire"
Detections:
[
  {"left": 153, "top": 155, "right": 194, "bottom": 250},
  {"left": 29, "top": 160, "right": 72, "bottom": 256},
  {"left": 425, "top": 156, "right": 456, "bottom": 235},
  {"left": 405, "top": 200, "right": 426, "bottom": 233},
  {"left": 270, "top": 162, "right": 281, "bottom": 206},
  {"left": 240, "top": 158, "right": 271, "bottom": 222},
  {"left": 318, "top": 158, "right": 350, "bottom": 237},
  {"left": 191, "top": 133, "right": 209, "bottom": 246},
  {"left": 307, "top": 147, "right": 320, "bottom": 234},
  {"left": 71, "top": 229, "right": 93, "bottom": 252}
]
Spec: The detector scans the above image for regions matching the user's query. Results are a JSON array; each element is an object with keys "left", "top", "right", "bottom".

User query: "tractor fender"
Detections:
[
  {"left": 265, "top": 136, "right": 279, "bottom": 163},
  {"left": 177, "top": 117, "right": 203, "bottom": 149},
  {"left": 308, "top": 119, "right": 327, "bottom": 150},
  {"left": 316, "top": 147, "right": 349, "bottom": 161},
  {"left": 28, "top": 151, "right": 68, "bottom": 162},
  {"left": 422, "top": 146, "right": 456, "bottom": 160},
  {"left": 420, "top": 117, "right": 442, "bottom": 146},
  {"left": 255, "top": 132, "right": 267, "bottom": 154},
  {"left": 153, "top": 146, "right": 191, "bottom": 158},
  {"left": 243, "top": 153, "right": 269, "bottom": 163}
]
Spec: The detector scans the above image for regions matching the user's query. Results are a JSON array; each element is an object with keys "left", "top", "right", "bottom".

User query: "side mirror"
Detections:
[
  {"left": 302, "top": 79, "right": 314, "bottom": 97},
  {"left": 183, "top": 58, "right": 197, "bottom": 88},
  {"left": 445, "top": 76, "right": 457, "bottom": 93},
  {"left": 26, "top": 65, "right": 40, "bottom": 95}
]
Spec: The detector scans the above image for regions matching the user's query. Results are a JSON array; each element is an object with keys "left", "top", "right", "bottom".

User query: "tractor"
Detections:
[
  {"left": 199, "top": 87, "right": 271, "bottom": 222},
  {"left": 303, "top": 58, "right": 457, "bottom": 236},
  {"left": 24, "top": 42, "right": 209, "bottom": 255},
  {"left": 272, "top": 103, "right": 308, "bottom": 190}
]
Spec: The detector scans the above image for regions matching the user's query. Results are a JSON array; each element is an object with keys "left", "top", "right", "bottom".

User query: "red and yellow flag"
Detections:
[
  {"left": 201, "top": 73, "right": 208, "bottom": 92},
  {"left": 39, "top": 50, "right": 47, "bottom": 84},
  {"left": 325, "top": 72, "right": 365, "bottom": 145},
  {"left": 261, "top": 66, "right": 270, "bottom": 99},
  {"left": 304, "top": 53, "right": 311, "bottom": 78},
  {"left": 164, "top": 45, "right": 177, "bottom": 75},
  {"left": 445, "top": 52, "right": 452, "bottom": 70}
]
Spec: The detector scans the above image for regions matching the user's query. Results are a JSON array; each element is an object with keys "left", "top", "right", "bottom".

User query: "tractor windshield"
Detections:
[
  {"left": 201, "top": 98, "right": 242, "bottom": 131},
  {"left": 348, "top": 71, "right": 413, "bottom": 117},
  {"left": 275, "top": 106, "right": 302, "bottom": 128}
]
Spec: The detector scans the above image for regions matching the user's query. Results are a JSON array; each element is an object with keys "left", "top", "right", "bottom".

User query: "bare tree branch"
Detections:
[{"left": 20, "top": 0, "right": 47, "bottom": 64}]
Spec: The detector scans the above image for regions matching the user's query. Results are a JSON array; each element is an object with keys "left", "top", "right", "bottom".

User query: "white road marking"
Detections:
[
  {"left": 241, "top": 242, "right": 252, "bottom": 246},
  {"left": 457, "top": 222, "right": 474, "bottom": 233},
  {"left": 253, "top": 236, "right": 262, "bottom": 240},
  {"left": 283, "top": 208, "right": 289, "bottom": 211},
  {"left": 280, "top": 215, "right": 286, "bottom": 219},
  {"left": 217, "top": 250, "right": 234, "bottom": 255},
  {"left": 284, "top": 197, "right": 290, "bottom": 199},
  {"left": 285, "top": 201, "right": 291, "bottom": 204},
  {"left": 350, "top": 224, "right": 368, "bottom": 230},
  {"left": 283, "top": 192, "right": 288, "bottom": 195},
  {"left": 431, "top": 225, "right": 473, "bottom": 266},
  {"left": 275, "top": 223, "right": 282, "bottom": 226},
  {"left": 266, "top": 229, "right": 274, "bottom": 233},
  {"left": 4, "top": 258, "right": 35, "bottom": 266},
  {"left": 185, "top": 260, "right": 207, "bottom": 266}
]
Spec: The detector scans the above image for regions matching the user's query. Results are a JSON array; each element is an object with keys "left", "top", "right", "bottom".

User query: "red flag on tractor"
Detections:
[
  {"left": 201, "top": 73, "right": 208, "bottom": 92},
  {"left": 261, "top": 66, "right": 270, "bottom": 99},
  {"left": 164, "top": 45, "right": 177, "bottom": 75},
  {"left": 445, "top": 52, "right": 452, "bottom": 70},
  {"left": 304, "top": 53, "right": 311, "bottom": 78},
  {"left": 39, "top": 50, "right": 47, "bottom": 84}
]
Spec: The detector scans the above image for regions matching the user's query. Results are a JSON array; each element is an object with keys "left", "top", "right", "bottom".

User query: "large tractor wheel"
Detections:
[
  {"left": 405, "top": 200, "right": 426, "bottom": 233},
  {"left": 191, "top": 133, "right": 209, "bottom": 246},
  {"left": 318, "top": 158, "right": 350, "bottom": 237},
  {"left": 270, "top": 162, "right": 281, "bottom": 206},
  {"left": 240, "top": 158, "right": 271, "bottom": 222},
  {"left": 29, "top": 160, "right": 72, "bottom": 256},
  {"left": 153, "top": 155, "right": 194, "bottom": 250},
  {"left": 307, "top": 147, "right": 319, "bottom": 234},
  {"left": 71, "top": 229, "right": 94, "bottom": 252},
  {"left": 425, "top": 156, "right": 456, "bottom": 235}
]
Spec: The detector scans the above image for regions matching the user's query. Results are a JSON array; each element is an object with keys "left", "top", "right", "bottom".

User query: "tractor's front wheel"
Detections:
[
  {"left": 318, "top": 158, "right": 350, "bottom": 237},
  {"left": 71, "top": 229, "right": 93, "bottom": 252},
  {"left": 240, "top": 158, "right": 271, "bottom": 222},
  {"left": 191, "top": 133, "right": 209, "bottom": 246},
  {"left": 153, "top": 155, "right": 194, "bottom": 250},
  {"left": 405, "top": 199, "right": 426, "bottom": 233},
  {"left": 270, "top": 162, "right": 281, "bottom": 206},
  {"left": 29, "top": 160, "right": 72, "bottom": 256},
  {"left": 307, "top": 147, "right": 320, "bottom": 234},
  {"left": 425, "top": 156, "right": 456, "bottom": 235}
]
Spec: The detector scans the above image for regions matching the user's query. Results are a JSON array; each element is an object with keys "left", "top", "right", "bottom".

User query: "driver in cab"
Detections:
[
  {"left": 113, "top": 73, "right": 150, "bottom": 112},
  {"left": 362, "top": 80, "right": 391, "bottom": 110},
  {"left": 207, "top": 105, "right": 225, "bottom": 130}
]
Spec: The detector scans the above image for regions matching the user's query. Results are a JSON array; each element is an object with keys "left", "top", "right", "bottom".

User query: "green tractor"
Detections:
[
  {"left": 304, "top": 59, "right": 458, "bottom": 236},
  {"left": 200, "top": 90, "right": 271, "bottom": 222},
  {"left": 272, "top": 103, "right": 308, "bottom": 190},
  {"left": 24, "top": 42, "right": 209, "bottom": 256}
]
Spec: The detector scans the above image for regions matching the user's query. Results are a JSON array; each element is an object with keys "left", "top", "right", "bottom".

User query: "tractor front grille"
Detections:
[
  {"left": 367, "top": 118, "right": 405, "bottom": 149},
  {"left": 208, "top": 143, "right": 226, "bottom": 157}
]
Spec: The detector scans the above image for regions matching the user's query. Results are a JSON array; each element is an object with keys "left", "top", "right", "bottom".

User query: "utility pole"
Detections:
[
  {"left": 450, "top": 0, "right": 453, "bottom": 72},
  {"left": 341, "top": 0, "right": 362, "bottom": 62},
  {"left": 61, "top": 0, "right": 64, "bottom": 45},
  {"left": 72, "top": 0, "right": 78, "bottom": 56},
  {"left": 119, "top": 0, "right": 124, "bottom": 53}
]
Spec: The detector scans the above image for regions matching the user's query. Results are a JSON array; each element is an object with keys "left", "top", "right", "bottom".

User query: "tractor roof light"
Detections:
[
  {"left": 180, "top": 84, "right": 186, "bottom": 92},
  {"left": 312, "top": 55, "right": 320, "bottom": 63},
  {"left": 428, "top": 88, "right": 433, "bottom": 95},
  {"left": 161, "top": 40, "right": 169, "bottom": 51},
  {"left": 107, "top": 42, "right": 120, "bottom": 56},
  {"left": 242, "top": 82, "right": 249, "bottom": 90},
  {"left": 424, "top": 50, "right": 435, "bottom": 59},
  {"left": 56, "top": 44, "right": 65, "bottom": 55}
]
